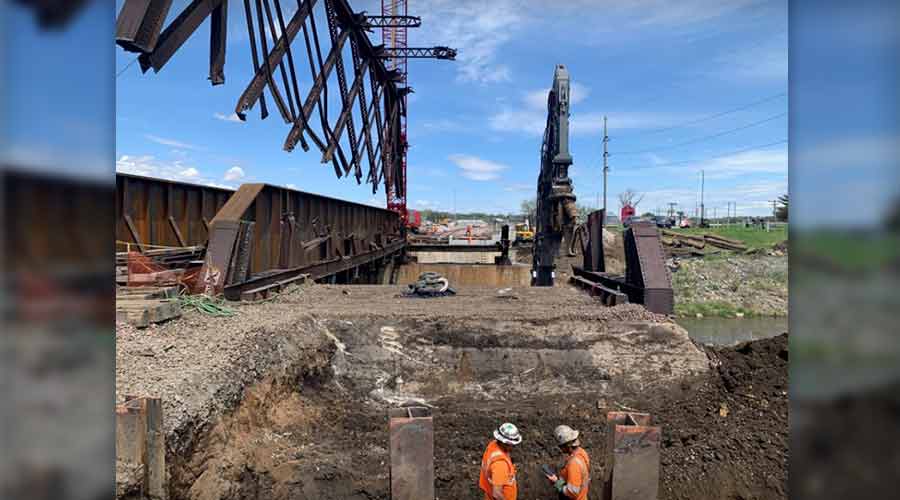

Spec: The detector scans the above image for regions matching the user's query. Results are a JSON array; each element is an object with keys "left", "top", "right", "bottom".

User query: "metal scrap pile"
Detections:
[{"left": 403, "top": 272, "right": 456, "bottom": 298}]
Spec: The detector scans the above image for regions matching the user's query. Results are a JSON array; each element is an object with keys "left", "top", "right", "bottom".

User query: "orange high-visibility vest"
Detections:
[
  {"left": 560, "top": 447, "right": 590, "bottom": 500},
  {"left": 479, "top": 440, "right": 517, "bottom": 500}
]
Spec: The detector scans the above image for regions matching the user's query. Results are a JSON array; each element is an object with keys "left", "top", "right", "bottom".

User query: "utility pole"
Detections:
[
  {"left": 700, "top": 169, "right": 705, "bottom": 226},
  {"left": 667, "top": 202, "right": 677, "bottom": 219},
  {"left": 769, "top": 199, "right": 777, "bottom": 219},
  {"left": 602, "top": 116, "right": 609, "bottom": 214}
]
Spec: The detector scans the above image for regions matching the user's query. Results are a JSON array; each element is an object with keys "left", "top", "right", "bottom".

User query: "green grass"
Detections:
[
  {"left": 794, "top": 230, "right": 900, "bottom": 273},
  {"left": 674, "top": 301, "right": 759, "bottom": 318},
  {"left": 668, "top": 224, "right": 787, "bottom": 250}
]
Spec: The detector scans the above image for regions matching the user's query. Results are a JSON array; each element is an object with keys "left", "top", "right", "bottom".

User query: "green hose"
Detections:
[{"left": 179, "top": 293, "right": 236, "bottom": 317}]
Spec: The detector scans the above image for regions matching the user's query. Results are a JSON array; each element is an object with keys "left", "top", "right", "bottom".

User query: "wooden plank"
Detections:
[{"left": 116, "top": 299, "right": 181, "bottom": 328}]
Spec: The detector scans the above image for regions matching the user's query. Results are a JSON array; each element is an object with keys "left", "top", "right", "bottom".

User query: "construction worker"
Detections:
[
  {"left": 544, "top": 425, "right": 590, "bottom": 500},
  {"left": 479, "top": 422, "right": 521, "bottom": 500}
]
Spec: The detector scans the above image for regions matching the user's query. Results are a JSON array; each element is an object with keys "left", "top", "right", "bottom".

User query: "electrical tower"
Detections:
[{"left": 380, "top": 1, "right": 456, "bottom": 225}]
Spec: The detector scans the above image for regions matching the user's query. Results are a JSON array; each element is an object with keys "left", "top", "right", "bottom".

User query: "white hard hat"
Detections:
[
  {"left": 554, "top": 425, "right": 579, "bottom": 446},
  {"left": 494, "top": 422, "right": 522, "bottom": 445}
]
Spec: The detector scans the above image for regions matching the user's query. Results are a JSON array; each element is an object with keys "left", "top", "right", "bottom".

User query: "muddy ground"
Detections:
[{"left": 117, "top": 285, "right": 786, "bottom": 500}]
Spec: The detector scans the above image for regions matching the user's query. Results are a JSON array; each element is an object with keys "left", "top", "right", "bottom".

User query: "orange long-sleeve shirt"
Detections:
[
  {"left": 559, "top": 447, "right": 590, "bottom": 500},
  {"left": 479, "top": 440, "right": 517, "bottom": 500}
]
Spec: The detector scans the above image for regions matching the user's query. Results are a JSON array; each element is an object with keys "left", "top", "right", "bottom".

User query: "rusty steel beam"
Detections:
[
  {"left": 116, "top": 396, "right": 165, "bottom": 500},
  {"left": 602, "top": 412, "right": 660, "bottom": 500},
  {"left": 323, "top": 59, "right": 370, "bottom": 165},
  {"left": 389, "top": 406, "right": 434, "bottom": 500},
  {"left": 224, "top": 238, "right": 404, "bottom": 300},
  {"left": 235, "top": 0, "right": 317, "bottom": 118},
  {"left": 208, "top": 0, "right": 227, "bottom": 84},
  {"left": 623, "top": 221, "right": 673, "bottom": 315},
  {"left": 583, "top": 209, "right": 606, "bottom": 272},
  {"left": 284, "top": 27, "right": 353, "bottom": 152},
  {"left": 115, "top": 0, "right": 173, "bottom": 53},
  {"left": 138, "top": 0, "right": 224, "bottom": 73},
  {"left": 194, "top": 181, "right": 402, "bottom": 295},
  {"left": 117, "top": 175, "right": 403, "bottom": 295},
  {"left": 116, "top": 0, "right": 413, "bottom": 202},
  {"left": 116, "top": 173, "right": 231, "bottom": 252}
]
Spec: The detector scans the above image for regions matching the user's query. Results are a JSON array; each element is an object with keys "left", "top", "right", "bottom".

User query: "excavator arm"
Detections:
[{"left": 532, "top": 64, "right": 578, "bottom": 286}]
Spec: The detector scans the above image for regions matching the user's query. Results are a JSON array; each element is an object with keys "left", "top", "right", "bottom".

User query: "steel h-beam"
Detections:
[
  {"left": 376, "top": 46, "right": 457, "bottom": 59},
  {"left": 362, "top": 15, "right": 421, "bottom": 28}
]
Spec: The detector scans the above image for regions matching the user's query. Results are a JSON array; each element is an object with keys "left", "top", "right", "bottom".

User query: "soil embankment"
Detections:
[{"left": 117, "top": 285, "right": 786, "bottom": 500}]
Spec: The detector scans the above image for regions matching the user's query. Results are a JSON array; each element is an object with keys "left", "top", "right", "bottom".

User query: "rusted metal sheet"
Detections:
[
  {"left": 116, "top": 173, "right": 231, "bottom": 252},
  {"left": 117, "top": 174, "right": 403, "bottom": 294},
  {"left": 115, "top": 0, "right": 174, "bottom": 53},
  {"left": 623, "top": 221, "right": 673, "bottom": 315},
  {"left": 389, "top": 406, "right": 434, "bottom": 500},
  {"left": 199, "top": 182, "right": 402, "bottom": 294},
  {"left": 116, "top": 396, "right": 166, "bottom": 500},
  {"left": 603, "top": 412, "right": 660, "bottom": 500},
  {"left": 583, "top": 209, "right": 606, "bottom": 272}
]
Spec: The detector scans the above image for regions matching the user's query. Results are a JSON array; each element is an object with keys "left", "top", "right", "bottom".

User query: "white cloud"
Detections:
[
  {"left": 214, "top": 112, "right": 243, "bottom": 123},
  {"left": 116, "top": 154, "right": 235, "bottom": 189},
  {"left": 415, "top": 0, "right": 765, "bottom": 86},
  {"left": 144, "top": 134, "right": 202, "bottom": 150},
  {"left": 712, "top": 36, "right": 787, "bottom": 82},
  {"left": 638, "top": 178, "right": 787, "bottom": 217},
  {"left": 448, "top": 154, "right": 508, "bottom": 181},
  {"left": 415, "top": 0, "right": 524, "bottom": 84},
  {"left": 694, "top": 148, "right": 788, "bottom": 179},
  {"left": 179, "top": 167, "right": 199, "bottom": 178},
  {"left": 224, "top": 166, "right": 245, "bottom": 181},
  {"left": 793, "top": 135, "right": 900, "bottom": 173}
]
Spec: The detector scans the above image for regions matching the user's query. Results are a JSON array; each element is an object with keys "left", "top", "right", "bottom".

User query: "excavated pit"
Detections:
[{"left": 116, "top": 285, "right": 786, "bottom": 500}]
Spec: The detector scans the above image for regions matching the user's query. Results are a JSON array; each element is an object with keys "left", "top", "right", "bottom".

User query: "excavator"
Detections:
[{"left": 532, "top": 65, "right": 579, "bottom": 286}]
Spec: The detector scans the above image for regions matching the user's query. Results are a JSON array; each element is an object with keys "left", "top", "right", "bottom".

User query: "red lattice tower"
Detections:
[{"left": 382, "top": 0, "right": 408, "bottom": 224}]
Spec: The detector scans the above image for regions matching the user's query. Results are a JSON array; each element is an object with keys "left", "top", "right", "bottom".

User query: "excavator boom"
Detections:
[{"left": 532, "top": 65, "right": 578, "bottom": 286}]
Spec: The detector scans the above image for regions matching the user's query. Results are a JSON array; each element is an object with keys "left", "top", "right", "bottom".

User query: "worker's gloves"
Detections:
[{"left": 554, "top": 479, "right": 567, "bottom": 492}]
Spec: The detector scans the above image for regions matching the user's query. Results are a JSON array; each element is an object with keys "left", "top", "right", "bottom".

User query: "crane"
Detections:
[
  {"left": 379, "top": 0, "right": 456, "bottom": 226},
  {"left": 532, "top": 64, "right": 578, "bottom": 286}
]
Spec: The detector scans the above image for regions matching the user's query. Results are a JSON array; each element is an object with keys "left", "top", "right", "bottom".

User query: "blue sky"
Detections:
[
  {"left": 113, "top": 0, "right": 789, "bottom": 218},
  {"left": 3, "top": 0, "right": 897, "bottom": 226}
]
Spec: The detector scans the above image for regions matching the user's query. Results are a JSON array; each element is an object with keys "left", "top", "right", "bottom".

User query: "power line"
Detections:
[
  {"left": 614, "top": 112, "right": 787, "bottom": 155},
  {"left": 622, "top": 92, "right": 787, "bottom": 138},
  {"left": 622, "top": 139, "right": 787, "bottom": 170},
  {"left": 117, "top": 56, "right": 139, "bottom": 78}
]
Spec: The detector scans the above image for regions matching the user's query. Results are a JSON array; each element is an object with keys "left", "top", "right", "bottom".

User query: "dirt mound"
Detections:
[
  {"left": 432, "top": 334, "right": 788, "bottom": 500},
  {"left": 792, "top": 379, "right": 900, "bottom": 499},
  {"left": 170, "top": 333, "right": 785, "bottom": 500},
  {"left": 655, "top": 334, "right": 788, "bottom": 500}
]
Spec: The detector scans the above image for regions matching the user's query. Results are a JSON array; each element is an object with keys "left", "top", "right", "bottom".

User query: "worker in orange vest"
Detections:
[
  {"left": 479, "top": 422, "right": 521, "bottom": 500},
  {"left": 544, "top": 425, "right": 590, "bottom": 500}
]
